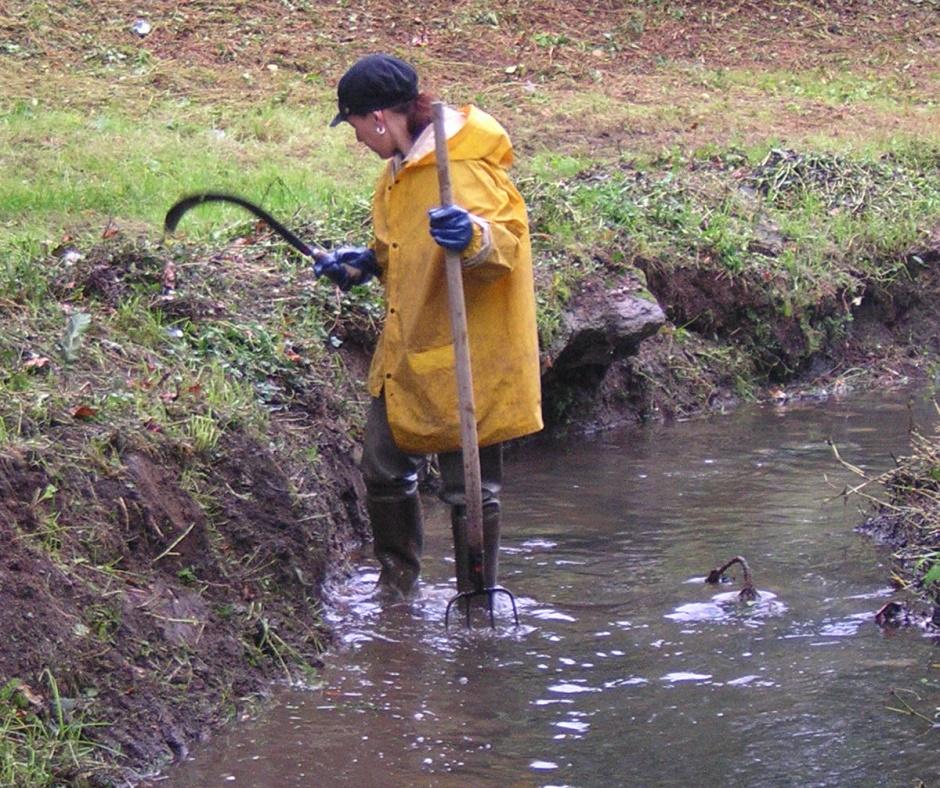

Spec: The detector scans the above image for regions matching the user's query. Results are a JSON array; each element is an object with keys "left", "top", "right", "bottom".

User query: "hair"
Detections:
[{"left": 388, "top": 92, "right": 435, "bottom": 139}]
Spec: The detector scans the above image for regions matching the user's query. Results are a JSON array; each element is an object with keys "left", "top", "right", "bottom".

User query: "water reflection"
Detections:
[{"left": 168, "top": 389, "right": 939, "bottom": 788}]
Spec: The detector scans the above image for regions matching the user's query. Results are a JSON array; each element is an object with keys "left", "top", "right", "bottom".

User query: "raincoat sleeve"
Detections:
[{"left": 450, "top": 159, "right": 527, "bottom": 282}]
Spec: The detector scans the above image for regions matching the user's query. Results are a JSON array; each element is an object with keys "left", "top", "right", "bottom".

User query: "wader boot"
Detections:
[
  {"left": 451, "top": 502, "right": 502, "bottom": 601},
  {"left": 366, "top": 493, "right": 424, "bottom": 600}
]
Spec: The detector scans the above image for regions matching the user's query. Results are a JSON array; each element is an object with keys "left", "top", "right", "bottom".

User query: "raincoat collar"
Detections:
[{"left": 391, "top": 105, "right": 467, "bottom": 177}]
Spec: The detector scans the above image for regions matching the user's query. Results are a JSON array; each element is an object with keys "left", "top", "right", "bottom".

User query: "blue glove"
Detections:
[
  {"left": 428, "top": 205, "right": 473, "bottom": 252},
  {"left": 314, "top": 247, "right": 379, "bottom": 291}
]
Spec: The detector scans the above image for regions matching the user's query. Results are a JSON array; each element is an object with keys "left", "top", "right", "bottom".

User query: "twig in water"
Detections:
[
  {"left": 885, "top": 688, "right": 936, "bottom": 727},
  {"left": 706, "top": 555, "right": 759, "bottom": 601}
]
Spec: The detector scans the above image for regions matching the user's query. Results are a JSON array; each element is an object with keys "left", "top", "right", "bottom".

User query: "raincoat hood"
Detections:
[{"left": 402, "top": 105, "right": 514, "bottom": 171}]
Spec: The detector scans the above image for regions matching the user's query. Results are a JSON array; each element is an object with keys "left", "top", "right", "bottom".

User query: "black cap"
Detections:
[{"left": 329, "top": 54, "right": 419, "bottom": 127}]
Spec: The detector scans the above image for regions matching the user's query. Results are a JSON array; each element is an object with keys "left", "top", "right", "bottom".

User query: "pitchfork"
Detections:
[{"left": 432, "top": 102, "right": 519, "bottom": 630}]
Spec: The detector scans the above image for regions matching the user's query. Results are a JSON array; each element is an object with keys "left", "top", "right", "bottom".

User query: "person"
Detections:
[{"left": 319, "top": 53, "right": 542, "bottom": 600}]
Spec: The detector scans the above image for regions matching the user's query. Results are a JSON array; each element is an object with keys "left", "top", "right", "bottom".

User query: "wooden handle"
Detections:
[{"left": 431, "top": 102, "right": 485, "bottom": 582}]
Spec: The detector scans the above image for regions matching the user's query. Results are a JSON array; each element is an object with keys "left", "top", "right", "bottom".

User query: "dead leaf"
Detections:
[
  {"left": 71, "top": 405, "right": 98, "bottom": 420},
  {"left": 162, "top": 261, "right": 176, "bottom": 292},
  {"left": 23, "top": 357, "right": 50, "bottom": 370},
  {"left": 16, "top": 682, "right": 43, "bottom": 710},
  {"left": 160, "top": 385, "right": 180, "bottom": 403},
  {"left": 101, "top": 218, "right": 120, "bottom": 239}
]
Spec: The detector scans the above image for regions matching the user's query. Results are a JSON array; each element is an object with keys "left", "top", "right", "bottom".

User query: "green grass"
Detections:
[
  {"left": 0, "top": 96, "right": 375, "bottom": 251},
  {"left": 0, "top": 674, "right": 110, "bottom": 786},
  {"left": 674, "top": 65, "right": 932, "bottom": 108}
]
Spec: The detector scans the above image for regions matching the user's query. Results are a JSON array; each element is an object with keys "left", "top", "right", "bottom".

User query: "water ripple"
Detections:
[
  {"left": 665, "top": 590, "right": 786, "bottom": 626},
  {"left": 661, "top": 672, "right": 713, "bottom": 683}
]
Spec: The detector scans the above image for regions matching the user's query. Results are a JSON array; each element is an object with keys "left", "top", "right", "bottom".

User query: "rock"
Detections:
[
  {"left": 539, "top": 270, "right": 665, "bottom": 427},
  {"left": 543, "top": 272, "right": 665, "bottom": 375},
  {"left": 749, "top": 218, "right": 786, "bottom": 257}
]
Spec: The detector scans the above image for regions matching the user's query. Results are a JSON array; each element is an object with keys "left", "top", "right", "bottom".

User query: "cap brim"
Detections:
[{"left": 329, "top": 112, "right": 346, "bottom": 127}]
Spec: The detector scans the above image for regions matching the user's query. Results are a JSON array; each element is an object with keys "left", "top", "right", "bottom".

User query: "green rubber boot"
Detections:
[{"left": 366, "top": 494, "right": 424, "bottom": 599}]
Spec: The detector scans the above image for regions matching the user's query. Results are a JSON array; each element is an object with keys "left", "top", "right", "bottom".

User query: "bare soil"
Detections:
[
  {"left": 4, "top": 1, "right": 939, "bottom": 155},
  {"left": 0, "top": 410, "right": 370, "bottom": 783}
]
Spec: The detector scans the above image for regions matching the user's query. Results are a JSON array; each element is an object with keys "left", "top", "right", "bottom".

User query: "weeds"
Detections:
[
  {"left": 0, "top": 673, "right": 109, "bottom": 786},
  {"left": 243, "top": 602, "right": 324, "bottom": 687},
  {"left": 835, "top": 410, "right": 940, "bottom": 605}
]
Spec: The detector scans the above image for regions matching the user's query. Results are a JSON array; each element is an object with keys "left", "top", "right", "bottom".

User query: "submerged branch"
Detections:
[{"left": 705, "top": 555, "right": 759, "bottom": 602}]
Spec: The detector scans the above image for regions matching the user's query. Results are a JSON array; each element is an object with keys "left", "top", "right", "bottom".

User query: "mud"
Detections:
[{"left": 0, "top": 422, "right": 368, "bottom": 783}]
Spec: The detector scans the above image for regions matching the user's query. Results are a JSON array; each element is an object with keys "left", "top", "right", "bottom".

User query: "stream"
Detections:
[{"left": 168, "top": 389, "right": 939, "bottom": 787}]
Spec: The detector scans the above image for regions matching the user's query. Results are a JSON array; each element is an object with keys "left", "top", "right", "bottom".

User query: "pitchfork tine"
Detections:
[{"left": 445, "top": 587, "right": 520, "bottom": 630}]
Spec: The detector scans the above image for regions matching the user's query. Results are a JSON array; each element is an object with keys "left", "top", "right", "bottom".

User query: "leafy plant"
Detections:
[
  {"left": 57, "top": 313, "right": 92, "bottom": 364},
  {"left": 922, "top": 561, "right": 940, "bottom": 588}
]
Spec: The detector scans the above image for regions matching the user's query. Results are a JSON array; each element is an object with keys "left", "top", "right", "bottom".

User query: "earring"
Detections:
[{"left": 375, "top": 125, "right": 386, "bottom": 135}]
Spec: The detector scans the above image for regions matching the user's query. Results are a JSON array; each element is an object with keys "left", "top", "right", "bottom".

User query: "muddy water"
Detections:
[{"left": 168, "top": 390, "right": 939, "bottom": 787}]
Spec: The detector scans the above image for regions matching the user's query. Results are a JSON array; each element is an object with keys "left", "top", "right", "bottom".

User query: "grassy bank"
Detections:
[
  {"left": 525, "top": 141, "right": 940, "bottom": 348},
  {"left": 840, "top": 416, "right": 940, "bottom": 730},
  {"left": 3, "top": 0, "right": 940, "bottom": 781},
  {"left": 4, "top": 93, "right": 938, "bottom": 390},
  {"left": 1, "top": 672, "right": 112, "bottom": 786},
  {"left": 848, "top": 417, "right": 940, "bottom": 608}
]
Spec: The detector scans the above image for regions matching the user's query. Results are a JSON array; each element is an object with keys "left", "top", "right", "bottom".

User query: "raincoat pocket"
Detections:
[
  {"left": 408, "top": 342, "right": 455, "bottom": 377},
  {"left": 386, "top": 343, "right": 462, "bottom": 454}
]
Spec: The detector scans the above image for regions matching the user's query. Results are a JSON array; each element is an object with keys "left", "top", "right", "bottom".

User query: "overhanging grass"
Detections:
[
  {"left": 4, "top": 88, "right": 939, "bottom": 366},
  {"left": 518, "top": 139, "right": 940, "bottom": 353},
  {"left": 525, "top": 140, "right": 940, "bottom": 272}
]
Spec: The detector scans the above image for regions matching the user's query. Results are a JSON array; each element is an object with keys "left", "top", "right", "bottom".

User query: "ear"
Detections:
[{"left": 371, "top": 110, "right": 385, "bottom": 125}]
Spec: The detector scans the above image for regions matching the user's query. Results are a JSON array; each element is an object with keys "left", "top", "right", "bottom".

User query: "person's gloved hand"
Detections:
[
  {"left": 314, "top": 247, "right": 379, "bottom": 291},
  {"left": 428, "top": 205, "right": 473, "bottom": 252}
]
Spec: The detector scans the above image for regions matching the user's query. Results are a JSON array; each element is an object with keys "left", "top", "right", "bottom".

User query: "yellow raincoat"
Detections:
[{"left": 367, "top": 105, "right": 543, "bottom": 454}]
